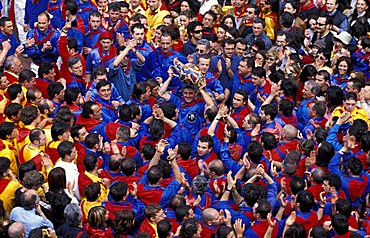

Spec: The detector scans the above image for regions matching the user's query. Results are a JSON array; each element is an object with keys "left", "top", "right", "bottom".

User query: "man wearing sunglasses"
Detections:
[
  {"left": 184, "top": 21, "right": 203, "bottom": 56},
  {"left": 312, "top": 12, "right": 334, "bottom": 52}
]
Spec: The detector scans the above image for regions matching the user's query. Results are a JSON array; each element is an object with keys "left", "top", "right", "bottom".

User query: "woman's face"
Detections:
[
  {"left": 180, "top": 1, "right": 190, "bottom": 12},
  {"left": 315, "top": 53, "right": 327, "bottom": 65},
  {"left": 356, "top": 0, "right": 368, "bottom": 13},
  {"left": 255, "top": 53, "right": 265, "bottom": 67},
  {"left": 308, "top": 19, "right": 317, "bottom": 31},
  {"left": 217, "top": 28, "right": 226, "bottom": 41},
  {"left": 284, "top": 3, "right": 296, "bottom": 14},
  {"left": 223, "top": 18, "right": 234, "bottom": 28},
  {"left": 265, "top": 55, "right": 276, "bottom": 67},
  {"left": 338, "top": 60, "right": 349, "bottom": 75},
  {"left": 179, "top": 15, "right": 190, "bottom": 27}
]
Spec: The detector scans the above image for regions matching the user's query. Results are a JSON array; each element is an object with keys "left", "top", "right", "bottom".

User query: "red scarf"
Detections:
[
  {"left": 300, "top": 1, "right": 316, "bottom": 11},
  {"left": 98, "top": 45, "right": 117, "bottom": 66},
  {"left": 234, "top": 5, "right": 248, "bottom": 18},
  {"left": 228, "top": 144, "right": 243, "bottom": 161},
  {"left": 34, "top": 27, "right": 55, "bottom": 45},
  {"left": 181, "top": 98, "right": 204, "bottom": 110},
  {"left": 48, "top": 1, "right": 60, "bottom": 11}
]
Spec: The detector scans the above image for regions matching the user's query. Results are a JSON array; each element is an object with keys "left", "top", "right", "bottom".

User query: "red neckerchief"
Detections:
[
  {"left": 33, "top": 0, "right": 39, "bottom": 4},
  {"left": 355, "top": 49, "right": 370, "bottom": 61},
  {"left": 181, "top": 98, "right": 204, "bottom": 110},
  {"left": 34, "top": 27, "right": 55, "bottom": 45},
  {"left": 120, "top": 60, "right": 131, "bottom": 74},
  {"left": 48, "top": 1, "right": 60, "bottom": 11},
  {"left": 245, "top": 18, "right": 253, "bottom": 26},
  {"left": 86, "top": 26, "right": 103, "bottom": 39},
  {"left": 287, "top": 26, "right": 296, "bottom": 32},
  {"left": 300, "top": 1, "right": 316, "bottom": 11},
  {"left": 106, "top": 19, "right": 124, "bottom": 32},
  {"left": 159, "top": 48, "right": 174, "bottom": 58},
  {"left": 187, "top": 192, "right": 211, "bottom": 210},
  {"left": 98, "top": 45, "right": 117, "bottom": 66},
  {"left": 238, "top": 73, "right": 251, "bottom": 84},
  {"left": 234, "top": 5, "right": 248, "bottom": 17}
]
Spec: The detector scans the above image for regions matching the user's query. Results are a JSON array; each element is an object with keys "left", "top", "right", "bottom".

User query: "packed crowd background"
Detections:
[{"left": 0, "top": 0, "right": 368, "bottom": 237}]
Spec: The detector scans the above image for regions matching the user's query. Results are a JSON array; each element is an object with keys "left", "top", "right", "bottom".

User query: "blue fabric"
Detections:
[
  {"left": 297, "top": 97, "right": 316, "bottom": 131},
  {"left": 88, "top": 81, "right": 124, "bottom": 103},
  {"left": 0, "top": 32, "right": 20, "bottom": 57},
  {"left": 83, "top": 26, "right": 106, "bottom": 49},
  {"left": 24, "top": 0, "right": 49, "bottom": 28},
  {"left": 86, "top": 48, "right": 116, "bottom": 74},
  {"left": 25, "top": 27, "right": 60, "bottom": 65},
  {"left": 47, "top": 0, "right": 63, "bottom": 29},
  {"left": 210, "top": 54, "right": 241, "bottom": 88},
  {"left": 77, "top": 1, "right": 97, "bottom": 25},
  {"left": 227, "top": 72, "right": 254, "bottom": 98},
  {"left": 129, "top": 41, "right": 155, "bottom": 82}
]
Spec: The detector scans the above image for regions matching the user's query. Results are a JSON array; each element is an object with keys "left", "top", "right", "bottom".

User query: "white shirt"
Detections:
[{"left": 54, "top": 160, "right": 80, "bottom": 200}]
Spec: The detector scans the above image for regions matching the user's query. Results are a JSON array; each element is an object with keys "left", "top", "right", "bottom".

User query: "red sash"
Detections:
[
  {"left": 18, "top": 145, "right": 43, "bottom": 171},
  {"left": 34, "top": 27, "right": 55, "bottom": 45},
  {"left": 177, "top": 159, "right": 199, "bottom": 179},
  {"left": 137, "top": 183, "right": 163, "bottom": 205},
  {"left": 105, "top": 122, "right": 124, "bottom": 141},
  {"left": 187, "top": 192, "right": 211, "bottom": 210},
  {"left": 348, "top": 175, "right": 368, "bottom": 200},
  {"left": 104, "top": 201, "right": 132, "bottom": 222},
  {"left": 0, "top": 179, "right": 11, "bottom": 194},
  {"left": 17, "top": 128, "right": 31, "bottom": 143},
  {"left": 252, "top": 219, "right": 278, "bottom": 238},
  {"left": 45, "top": 142, "right": 60, "bottom": 164}
]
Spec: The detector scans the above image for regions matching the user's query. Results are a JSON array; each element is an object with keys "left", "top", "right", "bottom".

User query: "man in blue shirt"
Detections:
[
  {"left": 0, "top": 17, "right": 22, "bottom": 57},
  {"left": 10, "top": 189, "right": 54, "bottom": 238}
]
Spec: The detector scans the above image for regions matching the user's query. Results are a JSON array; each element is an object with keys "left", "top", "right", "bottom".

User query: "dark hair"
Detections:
[
  {"left": 51, "top": 121, "right": 70, "bottom": 141},
  {"left": 64, "top": 87, "right": 80, "bottom": 105},
  {"left": 7, "top": 84, "right": 22, "bottom": 100},
  {"left": 84, "top": 153, "right": 98, "bottom": 172},
  {"left": 18, "top": 160, "right": 36, "bottom": 181},
  {"left": 253, "top": 17, "right": 266, "bottom": 28},
  {"left": 198, "top": 135, "right": 214, "bottom": 149},
  {"left": 216, "top": 224, "right": 233, "bottom": 238},
  {"left": 65, "top": 0, "right": 78, "bottom": 15},
  {"left": 310, "top": 225, "right": 327, "bottom": 238},
  {"left": 261, "top": 104, "right": 278, "bottom": 120},
  {"left": 89, "top": 10, "right": 101, "bottom": 20},
  {"left": 109, "top": 181, "right": 128, "bottom": 201},
  {"left": 256, "top": 199, "right": 271, "bottom": 219},
  {"left": 296, "top": 190, "right": 314, "bottom": 213},
  {"left": 0, "top": 122, "right": 15, "bottom": 140},
  {"left": 179, "top": 218, "right": 199, "bottom": 238},
  {"left": 48, "top": 167, "right": 67, "bottom": 193},
  {"left": 38, "top": 62, "right": 54, "bottom": 78},
  {"left": 0, "top": 157, "right": 10, "bottom": 179},
  {"left": 178, "top": 142, "right": 191, "bottom": 160},
  {"left": 4, "top": 103, "right": 22, "bottom": 119},
  {"left": 142, "top": 144, "right": 155, "bottom": 161},
  {"left": 252, "top": 66, "right": 266, "bottom": 78},
  {"left": 85, "top": 183, "right": 101, "bottom": 201},
  {"left": 279, "top": 99, "right": 294, "bottom": 117},
  {"left": 324, "top": 173, "right": 342, "bottom": 191},
  {"left": 332, "top": 214, "right": 348, "bottom": 235},
  {"left": 247, "top": 141, "right": 263, "bottom": 163},
  {"left": 85, "top": 133, "right": 100, "bottom": 149},
  {"left": 81, "top": 101, "right": 96, "bottom": 118},
  {"left": 149, "top": 119, "right": 165, "bottom": 140},
  {"left": 132, "top": 82, "right": 149, "bottom": 101},
  {"left": 157, "top": 219, "right": 172, "bottom": 238},
  {"left": 47, "top": 82, "right": 64, "bottom": 100},
  {"left": 325, "top": 86, "right": 344, "bottom": 111},
  {"left": 19, "top": 69, "right": 36, "bottom": 84},
  {"left": 346, "top": 157, "right": 363, "bottom": 176},
  {"left": 335, "top": 199, "right": 352, "bottom": 218},
  {"left": 147, "top": 165, "right": 163, "bottom": 184},
  {"left": 290, "top": 175, "right": 305, "bottom": 195},
  {"left": 242, "top": 183, "right": 267, "bottom": 206},
  {"left": 113, "top": 210, "right": 135, "bottom": 236},
  {"left": 120, "top": 157, "right": 136, "bottom": 176},
  {"left": 20, "top": 106, "right": 39, "bottom": 125},
  {"left": 260, "top": 132, "right": 277, "bottom": 150},
  {"left": 57, "top": 141, "right": 74, "bottom": 159},
  {"left": 316, "top": 141, "right": 334, "bottom": 167}
]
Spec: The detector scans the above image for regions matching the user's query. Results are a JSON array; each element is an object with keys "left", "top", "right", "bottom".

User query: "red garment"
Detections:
[
  {"left": 45, "top": 142, "right": 60, "bottom": 164},
  {"left": 177, "top": 159, "right": 199, "bottom": 179},
  {"left": 295, "top": 211, "right": 318, "bottom": 235},
  {"left": 84, "top": 223, "right": 114, "bottom": 238},
  {"left": 348, "top": 175, "right": 368, "bottom": 200},
  {"left": 137, "top": 163, "right": 149, "bottom": 177},
  {"left": 105, "top": 122, "right": 124, "bottom": 141},
  {"left": 75, "top": 142, "right": 87, "bottom": 173},
  {"left": 231, "top": 106, "right": 251, "bottom": 128},
  {"left": 78, "top": 172, "right": 94, "bottom": 197},
  {"left": 76, "top": 115, "right": 100, "bottom": 131},
  {"left": 200, "top": 223, "right": 217, "bottom": 238},
  {"left": 17, "top": 128, "right": 31, "bottom": 144},
  {"left": 104, "top": 201, "right": 132, "bottom": 222},
  {"left": 18, "top": 145, "right": 43, "bottom": 171},
  {"left": 137, "top": 183, "right": 163, "bottom": 205},
  {"left": 4, "top": 72, "right": 18, "bottom": 85},
  {"left": 306, "top": 183, "right": 323, "bottom": 201},
  {"left": 263, "top": 149, "right": 282, "bottom": 162},
  {"left": 251, "top": 219, "right": 278, "bottom": 237},
  {"left": 208, "top": 177, "right": 227, "bottom": 195},
  {"left": 35, "top": 78, "right": 51, "bottom": 99},
  {"left": 187, "top": 192, "right": 212, "bottom": 211},
  {"left": 172, "top": 40, "right": 184, "bottom": 53},
  {"left": 139, "top": 219, "right": 156, "bottom": 238},
  {"left": 116, "top": 175, "right": 140, "bottom": 191},
  {"left": 198, "top": 122, "right": 225, "bottom": 143},
  {"left": 0, "top": 178, "right": 10, "bottom": 193}
]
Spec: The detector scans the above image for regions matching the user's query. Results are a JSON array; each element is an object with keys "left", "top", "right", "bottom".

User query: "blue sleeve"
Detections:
[
  {"left": 133, "top": 151, "right": 143, "bottom": 167},
  {"left": 24, "top": 0, "right": 30, "bottom": 24},
  {"left": 100, "top": 152, "right": 110, "bottom": 170},
  {"left": 217, "top": 201, "right": 251, "bottom": 229},
  {"left": 267, "top": 183, "right": 278, "bottom": 211},
  {"left": 159, "top": 180, "right": 181, "bottom": 208},
  {"left": 339, "top": 18, "right": 348, "bottom": 32},
  {"left": 212, "top": 135, "right": 221, "bottom": 154},
  {"left": 166, "top": 124, "right": 181, "bottom": 149},
  {"left": 132, "top": 198, "right": 146, "bottom": 221},
  {"left": 328, "top": 152, "right": 348, "bottom": 189},
  {"left": 326, "top": 124, "right": 343, "bottom": 151},
  {"left": 111, "top": 84, "right": 124, "bottom": 102},
  {"left": 85, "top": 52, "right": 94, "bottom": 74},
  {"left": 220, "top": 142, "right": 243, "bottom": 175},
  {"left": 138, "top": 171, "right": 148, "bottom": 185},
  {"left": 213, "top": 79, "right": 224, "bottom": 95}
]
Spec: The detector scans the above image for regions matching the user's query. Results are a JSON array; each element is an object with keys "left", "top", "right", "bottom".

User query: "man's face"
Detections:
[
  {"left": 192, "top": 26, "right": 203, "bottom": 40},
  {"left": 45, "top": 68, "right": 56, "bottom": 81},
  {"left": 238, "top": 61, "right": 250, "bottom": 76},
  {"left": 132, "top": 28, "right": 145, "bottom": 45},
  {"left": 109, "top": 9, "right": 120, "bottom": 23},
  {"left": 141, "top": 86, "right": 151, "bottom": 101},
  {"left": 198, "top": 58, "right": 210, "bottom": 74},
  {"left": 251, "top": 74, "right": 263, "bottom": 87},
  {"left": 183, "top": 88, "right": 196, "bottom": 102},
  {"left": 345, "top": 82, "right": 356, "bottom": 93},
  {"left": 46, "top": 100, "right": 56, "bottom": 116},
  {"left": 9, "top": 128, "right": 18, "bottom": 140},
  {"left": 98, "top": 84, "right": 112, "bottom": 101},
  {"left": 120, "top": 7, "right": 129, "bottom": 20},
  {"left": 0, "top": 76, "right": 9, "bottom": 90},
  {"left": 223, "top": 43, "right": 235, "bottom": 58},
  {"left": 100, "top": 38, "right": 113, "bottom": 51},
  {"left": 315, "top": 74, "right": 326, "bottom": 89},
  {"left": 77, "top": 127, "right": 89, "bottom": 142},
  {"left": 95, "top": 74, "right": 107, "bottom": 82},
  {"left": 302, "top": 85, "right": 314, "bottom": 99},
  {"left": 153, "top": 209, "right": 166, "bottom": 224},
  {"left": 233, "top": 0, "right": 245, "bottom": 8},
  {"left": 33, "top": 91, "right": 44, "bottom": 104},
  {"left": 246, "top": 8, "right": 257, "bottom": 20},
  {"left": 1, "top": 21, "right": 13, "bottom": 35},
  {"left": 38, "top": 133, "right": 47, "bottom": 146},
  {"left": 276, "top": 35, "right": 287, "bottom": 48},
  {"left": 24, "top": 77, "right": 36, "bottom": 89},
  {"left": 197, "top": 141, "right": 211, "bottom": 156},
  {"left": 160, "top": 36, "right": 172, "bottom": 53},
  {"left": 260, "top": 109, "right": 267, "bottom": 122},
  {"left": 233, "top": 93, "right": 245, "bottom": 109},
  {"left": 91, "top": 104, "right": 102, "bottom": 120},
  {"left": 363, "top": 86, "right": 370, "bottom": 100},
  {"left": 202, "top": 13, "right": 214, "bottom": 28},
  {"left": 37, "top": 15, "right": 50, "bottom": 32},
  {"left": 326, "top": 0, "right": 337, "bottom": 12},
  {"left": 130, "top": 0, "right": 140, "bottom": 8},
  {"left": 235, "top": 42, "right": 246, "bottom": 56},
  {"left": 12, "top": 57, "right": 23, "bottom": 74},
  {"left": 69, "top": 60, "right": 83, "bottom": 76},
  {"left": 162, "top": 18, "right": 172, "bottom": 26},
  {"left": 89, "top": 16, "right": 101, "bottom": 30},
  {"left": 344, "top": 99, "right": 356, "bottom": 112},
  {"left": 252, "top": 23, "right": 264, "bottom": 36},
  {"left": 179, "top": 15, "right": 190, "bottom": 27},
  {"left": 148, "top": 0, "right": 160, "bottom": 11},
  {"left": 322, "top": 180, "right": 331, "bottom": 193},
  {"left": 196, "top": 45, "right": 207, "bottom": 56},
  {"left": 315, "top": 17, "right": 327, "bottom": 33}
]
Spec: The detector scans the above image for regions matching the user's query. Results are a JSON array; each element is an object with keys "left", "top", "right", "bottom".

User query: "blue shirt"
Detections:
[
  {"left": 0, "top": 32, "right": 20, "bottom": 57},
  {"left": 10, "top": 207, "right": 54, "bottom": 238},
  {"left": 129, "top": 41, "right": 155, "bottom": 82},
  {"left": 210, "top": 54, "right": 241, "bottom": 88},
  {"left": 86, "top": 47, "right": 116, "bottom": 74},
  {"left": 24, "top": 0, "right": 48, "bottom": 29}
]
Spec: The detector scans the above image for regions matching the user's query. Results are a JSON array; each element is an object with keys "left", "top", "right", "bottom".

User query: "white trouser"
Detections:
[{"left": 14, "top": 0, "right": 27, "bottom": 44}]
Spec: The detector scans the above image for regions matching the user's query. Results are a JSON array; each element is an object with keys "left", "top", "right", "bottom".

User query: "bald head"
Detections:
[
  {"left": 21, "top": 189, "right": 39, "bottom": 210},
  {"left": 311, "top": 168, "right": 325, "bottom": 184},
  {"left": 202, "top": 208, "right": 218, "bottom": 223},
  {"left": 283, "top": 124, "right": 297, "bottom": 140},
  {"left": 8, "top": 222, "right": 25, "bottom": 238}
]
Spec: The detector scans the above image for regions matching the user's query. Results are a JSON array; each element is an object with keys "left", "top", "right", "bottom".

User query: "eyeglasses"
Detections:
[
  {"left": 250, "top": 48, "right": 258, "bottom": 52},
  {"left": 246, "top": 11, "right": 254, "bottom": 14},
  {"left": 196, "top": 49, "right": 205, "bottom": 53},
  {"left": 193, "top": 30, "right": 203, "bottom": 34},
  {"left": 316, "top": 22, "right": 326, "bottom": 26},
  {"left": 267, "top": 57, "right": 275, "bottom": 61}
]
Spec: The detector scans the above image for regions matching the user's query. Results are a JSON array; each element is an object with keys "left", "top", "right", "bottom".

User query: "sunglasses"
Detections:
[
  {"left": 193, "top": 30, "right": 203, "bottom": 34},
  {"left": 316, "top": 22, "right": 326, "bottom": 26},
  {"left": 315, "top": 55, "right": 326, "bottom": 60},
  {"left": 267, "top": 57, "right": 275, "bottom": 61},
  {"left": 196, "top": 49, "right": 205, "bottom": 53}
]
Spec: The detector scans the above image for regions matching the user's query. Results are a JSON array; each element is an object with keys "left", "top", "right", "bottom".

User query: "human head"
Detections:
[
  {"left": 88, "top": 206, "right": 107, "bottom": 228},
  {"left": 4, "top": 55, "right": 22, "bottom": 74},
  {"left": 81, "top": 101, "right": 102, "bottom": 120},
  {"left": 179, "top": 218, "right": 201, "bottom": 238},
  {"left": 145, "top": 203, "right": 166, "bottom": 225},
  {"left": 57, "top": 141, "right": 76, "bottom": 162},
  {"left": 0, "top": 16, "right": 13, "bottom": 35},
  {"left": 38, "top": 62, "right": 56, "bottom": 81},
  {"left": 232, "top": 89, "right": 248, "bottom": 109},
  {"left": 37, "top": 12, "right": 50, "bottom": 33},
  {"left": 64, "top": 203, "right": 82, "bottom": 227},
  {"left": 20, "top": 189, "right": 39, "bottom": 210},
  {"left": 68, "top": 56, "right": 83, "bottom": 76},
  {"left": 197, "top": 135, "right": 214, "bottom": 157},
  {"left": 302, "top": 80, "right": 320, "bottom": 99},
  {"left": 251, "top": 67, "right": 266, "bottom": 87},
  {"left": 252, "top": 17, "right": 265, "bottom": 36},
  {"left": 20, "top": 106, "right": 40, "bottom": 126},
  {"left": 19, "top": 69, "right": 36, "bottom": 89},
  {"left": 88, "top": 10, "right": 101, "bottom": 30}
]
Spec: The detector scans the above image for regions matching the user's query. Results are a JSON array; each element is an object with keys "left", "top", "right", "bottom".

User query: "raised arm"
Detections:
[{"left": 199, "top": 78, "right": 215, "bottom": 107}]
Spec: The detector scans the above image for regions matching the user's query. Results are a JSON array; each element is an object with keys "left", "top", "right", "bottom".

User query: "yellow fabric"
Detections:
[
  {"left": 0, "top": 140, "right": 18, "bottom": 176},
  {"left": 261, "top": 11, "right": 277, "bottom": 40},
  {"left": 149, "top": 221, "right": 159, "bottom": 238},
  {"left": 5, "top": 117, "right": 24, "bottom": 129},
  {"left": 81, "top": 199, "right": 101, "bottom": 221},
  {"left": 16, "top": 125, "right": 35, "bottom": 152},
  {"left": 144, "top": 4, "right": 170, "bottom": 43},
  {"left": 0, "top": 89, "right": 8, "bottom": 114},
  {"left": 84, "top": 171, "right": 109, "bottom": 202},
  {"left": 0, "top": 179, "right": 22, "bottom": 214},
  {"left": 332, "top": 106, "right": 369, "bottom": 123},
  {"left": 21, "top": 144, "right": 53, "bottom": 177}
]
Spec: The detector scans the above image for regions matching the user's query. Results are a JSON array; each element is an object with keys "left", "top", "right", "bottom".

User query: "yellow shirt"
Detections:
[
  {"left": 0, "top": 178, "right": 22, "bottom": 214},
  {"left": 81, "top": 199, "right": 101, "bottom": 222},
  {"left": 0, "top": 140, "right": 18, "bottom": 176},
  {"left": 144, "top": 4, "right": 170, "bottom": 43},
  {"left": 20, "top": 144, "right": 53, "bottom": 177},
  {"left": 84, "top": 171, "right": 109, "bottom": 202},
  {"left": 16, "top": 125, "right": 35, "bottom": 152},
  {"left": 332, "top": 106, "right": 369, "bottom": 123}
]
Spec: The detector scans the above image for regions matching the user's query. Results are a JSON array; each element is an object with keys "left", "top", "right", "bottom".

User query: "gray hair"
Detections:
[
  {"left": 8, "top": 222, "right": 25, "bottom": 238},
  {"left": 198, "top": 39, "right": 210, "bottom": 50},
  {"left": 64, "top": 203, "right": 82, "bottom": 226},
  {"left": 3, "top": 55, "right": 17, "bottom": 70},
  {"left": 305, "top": 80, "right": 320, "bottom": 96}
]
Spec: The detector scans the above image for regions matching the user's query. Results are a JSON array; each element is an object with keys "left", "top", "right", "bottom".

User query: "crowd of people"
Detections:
[{"left": 0, "top": 0, "right": 368, "bottom": 237}]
